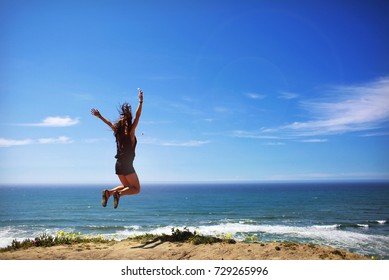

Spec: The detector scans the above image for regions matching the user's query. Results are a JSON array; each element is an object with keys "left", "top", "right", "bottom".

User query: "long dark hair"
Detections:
[{"left": 115, "top": 103, "right": 133, "bottom": 150}]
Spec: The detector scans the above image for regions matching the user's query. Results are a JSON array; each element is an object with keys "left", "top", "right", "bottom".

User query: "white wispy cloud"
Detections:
[
  {"left": 37, "top": 136, "right": 73, "bottom": 144},
  {"left": 245, "top": 93, "right": 266, "bottom": 100},
  {"left": 359, "top": 131, "right": 389, "bottom": 137},
  {"left": 23, "top": 116, "right": 79, "bottom": 127},
  {"left": 0, "top": 138, "right": 33, "bottom": 147},
  {"left": 299, "top": 139, "right": 328, "bottom": 143},
  {"left": 138, "top": 137, "right": 210, "bottom": 147},
  {"left": 294, "top": 77, "right": 388, "bottom": 135},
  {"left": 264, "top": 142, "right": 285, "bottom": 146},
  {"left": 263, "top": 77, "right": 389, "bottom": 138},
  {"left": 203, "top": 118, "right": 217, "bottom": 123},
  {"left": 278, "top": 91, "right": 299, "bottom": 100},
  {"left": 161, "top": 140, "right": 210, "bottom": 147},
  {"left": 0, "top": 136, "right": 73, "bottom": 147}
]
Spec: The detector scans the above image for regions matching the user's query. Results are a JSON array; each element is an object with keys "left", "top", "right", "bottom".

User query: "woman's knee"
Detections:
[{"left": 132, "top": 183, "right": 140, "bottom": 194}]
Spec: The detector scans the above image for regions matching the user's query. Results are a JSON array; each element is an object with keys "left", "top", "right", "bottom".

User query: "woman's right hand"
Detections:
[{"left": 91, "top": 108, "right": 101, "bottom": 118}]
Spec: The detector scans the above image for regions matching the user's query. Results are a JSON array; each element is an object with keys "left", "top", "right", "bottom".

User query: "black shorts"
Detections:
[{"left": 115, "top": 158, "right": 135, "bottom": 175}]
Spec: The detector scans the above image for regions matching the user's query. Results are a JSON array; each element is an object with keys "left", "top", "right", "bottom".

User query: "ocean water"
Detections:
[{"left": 0, "top": 182, "right": 388, "bottom": 259}]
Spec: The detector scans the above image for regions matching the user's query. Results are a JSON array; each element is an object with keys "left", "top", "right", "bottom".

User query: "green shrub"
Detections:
[
  {"left": 0, "top": 231, "right": 111, "bottom": 252},
  {"left": 128, "top": 227, "right": 236, "bottom": 245}
]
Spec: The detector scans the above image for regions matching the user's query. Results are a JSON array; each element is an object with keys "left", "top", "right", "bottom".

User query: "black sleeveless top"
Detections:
[{"left": 115, "top": 135, "right": 137, "bottom": 161}]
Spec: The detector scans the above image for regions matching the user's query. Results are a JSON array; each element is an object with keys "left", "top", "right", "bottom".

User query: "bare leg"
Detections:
[
  {"left": 107, "top": 185, "right": 126, "bottom": 196},
  {"left": 106, "top": 173, "right": 140, "bottom": 197},
  {"left": 104, "top": 173, "right": 140, "bottom": 208},
  {"left": 117, "top": 173, "right": 141, "bottom": 196}
]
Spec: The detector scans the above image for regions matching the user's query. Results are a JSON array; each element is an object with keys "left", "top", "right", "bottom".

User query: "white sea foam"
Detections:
[
  {"left": 113, "top": 225, "right": 174, "bottom": 241},
  {"left": 124, "top": 225, "right": 141, "bottom": 230},
  {"left": 312, "top": 224, "right": 340, "bottom": 229},
  {"left": 0, "top": 226, "right": 74, "bottom": 248},
  {"left": 357, "top": 224, "right": 369, "bottom": 228},
  {"left": 377, "top": 220, "right": 386, "bottom": 224},
  {"left": 0, "top": 226, "right": 20, "bottom": 248}
]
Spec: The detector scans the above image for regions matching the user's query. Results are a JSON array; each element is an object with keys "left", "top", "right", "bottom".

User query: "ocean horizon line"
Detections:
[{"left": 1, "top": 178, "right": 389, "bottom": 188}]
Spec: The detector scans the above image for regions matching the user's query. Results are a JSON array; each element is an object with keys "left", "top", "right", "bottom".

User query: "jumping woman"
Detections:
[{"left": 91, "top": 89, "right": 143, "bottom": 209}]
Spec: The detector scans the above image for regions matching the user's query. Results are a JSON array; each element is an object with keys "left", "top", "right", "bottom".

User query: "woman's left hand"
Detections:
[{"left": 138, "top": 90, "right": 143, "bottom": 102}]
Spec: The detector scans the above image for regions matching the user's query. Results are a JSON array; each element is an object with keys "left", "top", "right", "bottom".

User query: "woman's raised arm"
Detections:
[
  {"left": 91, "top": 108, "right": 116, "bottom": 132},
  {"left": 131, "top": 90, "right": 143, "bottom": 134}
]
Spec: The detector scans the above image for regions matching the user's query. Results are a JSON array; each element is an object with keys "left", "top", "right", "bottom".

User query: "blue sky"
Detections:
[{"left": 1, "top": 0, "right": 389, "bottom": 184}]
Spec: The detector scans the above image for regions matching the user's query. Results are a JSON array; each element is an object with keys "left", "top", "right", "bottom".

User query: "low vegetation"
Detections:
[
  {"left": 0, "top": 231, "right": 111, "bottom": 252},
  {"left": 1, "top": 227, "right": 235, "bottom": 252},
  {"left": 128, "top": 227, "right": 236, "bottom": 245}
]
